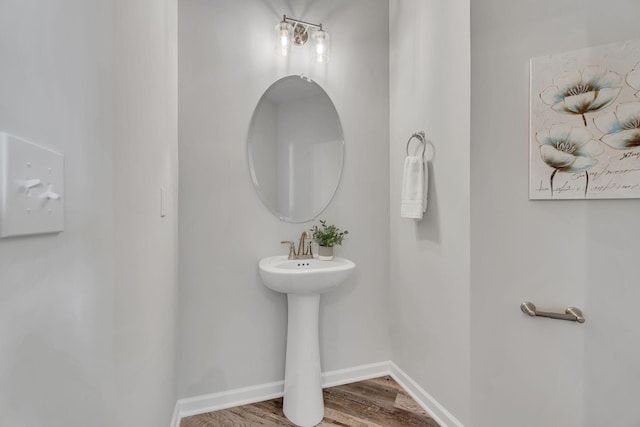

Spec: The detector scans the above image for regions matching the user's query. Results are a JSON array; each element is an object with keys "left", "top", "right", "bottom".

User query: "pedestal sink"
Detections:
[{"left": 258, "top": 255, "right": 356, "bottom": 427}]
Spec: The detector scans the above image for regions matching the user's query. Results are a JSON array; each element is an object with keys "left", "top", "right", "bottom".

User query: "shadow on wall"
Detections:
[
  {"left": 260, "top": 0, "right": 344, "bottom": 25},
  {"left": 262, "top": 0, "right": 355, "bottom": 26}
]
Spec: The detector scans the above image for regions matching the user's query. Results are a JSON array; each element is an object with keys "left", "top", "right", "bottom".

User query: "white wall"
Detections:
[
  {"left": 470, "top": 1, "right": 640, "bottom": 426},
  {"left": 0, "top": 1, "right": 116, "bottom": 425},
  {"left": 389, "top": 0, "right": 470, "bottom": 424},
  {"left": 0, "top": 1, "right": 178, "bottom": 426},
  {"left": 112, "top": 0, "right": 179, "bottom": 425},
  {"left": 178, "top": 0, "right": 391, "bottom": 399}
]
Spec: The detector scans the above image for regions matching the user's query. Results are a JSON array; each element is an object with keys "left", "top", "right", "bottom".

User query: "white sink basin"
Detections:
[
  {"left": 259, "top": 255, "right": 355, "bottom": 294},
  {"left": 258, "top": 254, "right": 355, "bottom": 426}
]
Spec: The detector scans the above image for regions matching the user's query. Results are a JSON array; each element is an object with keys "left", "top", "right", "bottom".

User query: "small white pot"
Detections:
[{"left": 318, "top": 246, "right": 334, "bottom": 260}]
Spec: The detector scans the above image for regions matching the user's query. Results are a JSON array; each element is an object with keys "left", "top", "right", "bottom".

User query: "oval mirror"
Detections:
[{"left": 247, "top": 75, "right": 344, "bottom": 223}]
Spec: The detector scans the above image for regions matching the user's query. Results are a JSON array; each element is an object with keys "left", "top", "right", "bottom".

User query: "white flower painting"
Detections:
[
  {"left": 536, "top": 124, "right": 602, "bottom": 196},
  {"left": 627, "top": 62, "right": 640, "bottom": 98},
  {"left": 540, "top": 66, "right": 622, "bottom": 126},
  {"left": 530, "top": 39, "right": 640, "bottom": 199},
  {"left": 594, "top": 101, "right": 640, "bottom": 149}
]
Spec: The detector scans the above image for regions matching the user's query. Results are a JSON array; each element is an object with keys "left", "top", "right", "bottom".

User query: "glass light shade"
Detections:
[
  {"left": 276, "top": 21, "right": 293, "bottom": 57},
  {"left": 313, "top": 29, "right": 330, "bottom": 63}
]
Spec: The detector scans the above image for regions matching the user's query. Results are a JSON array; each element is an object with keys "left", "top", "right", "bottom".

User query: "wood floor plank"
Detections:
[
  {"left": 394, "top": 391, "right": 431, "bottom": 417},
  {"left": 365, "top": 376, "right": 405, "bottom": 395},
  {"left": 320, "top": 406, "right": 385, "bottom": 427},
  {"left": 180, "top": 376, "right": 440, "bottom": 427}
]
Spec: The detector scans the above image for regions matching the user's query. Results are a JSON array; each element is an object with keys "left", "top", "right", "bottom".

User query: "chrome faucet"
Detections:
[{"left": 281, "top": 231, "right": 313, "bottom": 260}]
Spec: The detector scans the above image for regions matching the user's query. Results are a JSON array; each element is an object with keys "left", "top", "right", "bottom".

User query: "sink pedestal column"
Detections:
[{"left": 283, "top": 293, "right": 324, "bottom": 427}]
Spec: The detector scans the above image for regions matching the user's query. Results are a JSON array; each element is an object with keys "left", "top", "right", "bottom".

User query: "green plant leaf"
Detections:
[{"left": 310, "top": 220, "right": 348, "bottom": 247}]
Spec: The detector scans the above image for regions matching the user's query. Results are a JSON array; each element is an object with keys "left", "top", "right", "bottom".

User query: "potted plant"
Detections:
[{"left": 310, "top": 220, "right": 348, "bottom": 260}]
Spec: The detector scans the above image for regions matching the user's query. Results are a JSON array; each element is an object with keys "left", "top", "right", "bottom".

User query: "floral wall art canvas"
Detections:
[{"left": 530, "top": 39, "right": 640, "bottom": 199}]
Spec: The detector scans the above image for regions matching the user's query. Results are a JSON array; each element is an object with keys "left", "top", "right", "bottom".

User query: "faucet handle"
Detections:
[
  {"left": 305, "top": 230, "right": 314, "bottom": 256},
  {"left": 281, "top": 241, "right": 296, "bottom": 259}
]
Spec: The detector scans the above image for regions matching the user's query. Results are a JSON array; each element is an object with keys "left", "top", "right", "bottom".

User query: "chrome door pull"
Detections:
[{"left": 521, "top": 301, "right": 585, "bottom": 323}]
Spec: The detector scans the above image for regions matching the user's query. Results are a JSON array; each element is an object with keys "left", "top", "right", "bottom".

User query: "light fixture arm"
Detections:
[{"left": 282, "top": 15, "right": 323, "bottom": 31}]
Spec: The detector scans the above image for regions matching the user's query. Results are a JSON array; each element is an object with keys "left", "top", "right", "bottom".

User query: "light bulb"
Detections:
[
  {"left": 313, "top": 29, "right": 330, "bottom": 64},
  {"left": 276, "top": 21, "right": 293, "bottom": 57}
]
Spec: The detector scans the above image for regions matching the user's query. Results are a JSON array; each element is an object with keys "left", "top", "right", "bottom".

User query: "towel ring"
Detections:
[{"left": 406, "top": 131, "right": 426, "bottom": 157}]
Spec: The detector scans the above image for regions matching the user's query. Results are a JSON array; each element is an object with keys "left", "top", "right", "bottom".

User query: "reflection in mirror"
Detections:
[{"left": 248, "top": 75, "right": 344, "bottom": 223}]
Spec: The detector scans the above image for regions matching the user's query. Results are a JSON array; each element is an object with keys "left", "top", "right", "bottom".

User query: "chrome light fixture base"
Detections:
[{"left": 292, "top": 23, "right": 309, "bottom": 45}]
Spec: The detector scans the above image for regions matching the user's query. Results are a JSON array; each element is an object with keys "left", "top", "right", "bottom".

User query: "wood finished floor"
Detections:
[{"left": 180, "top": 376, "right": 441, "bottom": 427}]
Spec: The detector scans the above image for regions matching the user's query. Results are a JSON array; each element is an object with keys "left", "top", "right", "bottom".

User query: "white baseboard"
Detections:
[
  {"left": 176, "top": 378, "right": 284, "bottom": 420},
  {"left": 170, "top": 403, "right": 180, "bottom": 427},
  {"left": 321, "top": 360, "right": 391, "bottom": 388},
  {"left": 171, "top": 361, "right": 464, "bottom": 427},
  {"left": 388, "top": 362, "right": 464, "bottom": 427}
]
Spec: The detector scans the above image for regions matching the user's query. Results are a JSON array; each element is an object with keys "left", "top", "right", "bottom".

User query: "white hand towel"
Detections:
[
  {"left": 422, "top": 160, "right": 429, "bottom": 213},
  {"left": 401, "top": 156, "right": 428, "bottom": 220}
]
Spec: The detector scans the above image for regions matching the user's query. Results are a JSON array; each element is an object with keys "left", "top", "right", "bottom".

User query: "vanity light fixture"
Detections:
[{"left": 276, "top": 15, "right": 330, "bottom": 64}]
